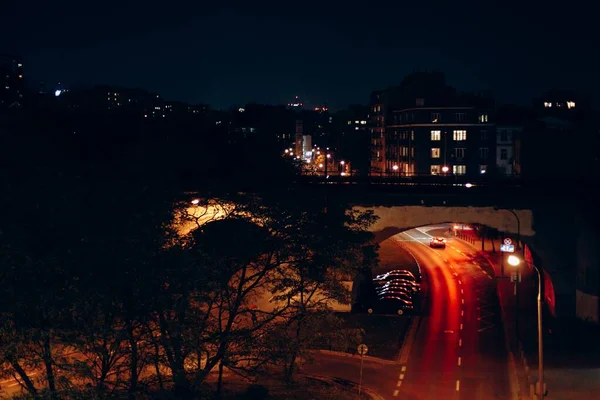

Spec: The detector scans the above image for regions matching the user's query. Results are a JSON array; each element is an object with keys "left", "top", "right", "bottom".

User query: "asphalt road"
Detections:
[{"left": 395, "top": 226, "right": 511, "bottom": 400}]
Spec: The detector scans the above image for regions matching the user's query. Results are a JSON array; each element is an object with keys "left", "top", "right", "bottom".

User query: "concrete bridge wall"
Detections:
[{"left": 352, "top": 204, "right": 600, "bottom": 323}]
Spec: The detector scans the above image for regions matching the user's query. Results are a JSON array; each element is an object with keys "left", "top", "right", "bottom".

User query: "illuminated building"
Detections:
[
  {"left": 0, "top": 54, "right": 24, "bottom": 109},
  {"left": 370, "top": 72, "right": 496, "bottom": 177},
  {"left": 287, "top": 95, "right": 304, "bottom": 109}
]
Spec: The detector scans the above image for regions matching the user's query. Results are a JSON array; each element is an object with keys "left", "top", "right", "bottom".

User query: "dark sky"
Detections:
[{"left": 2, "top": 1, "right": 597, "bottom": 109}]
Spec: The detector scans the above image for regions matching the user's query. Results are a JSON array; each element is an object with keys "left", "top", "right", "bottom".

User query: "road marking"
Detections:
[
  {"left": 397, "top": 380, "right": 403, "bottom": 387},
  {"left": 487, "top": 275, "right": 493, "bottom": 280},
  {"left": 458, "top": 357, "right": 462, "bottom": 366},
  {"left": 461, "top": 310, "right": 464, "bottom": 316},
  {"left": 399, "top": 373, "right": 405, "bottom": 380},
  {"left": 459, "top": 339, "right": 462, "bottom": 347},
  {"left": 453, "top": 272, "right": 458, "bottom": 277},
  {"left": 462, "top": 299, "right": 465, "bottom": 304},
  {"left": 460, "top": 323, "right": 464, "bottom": 330},
  {"left": 393, "top": 389, "right": 399, "bottom": 396},
  {"left": 455, "top": 249, "right": 462, "bottom": 254},
  {"left": 460, "top": 288, "right": 464, "bottom": 294},
  {"left": 444, "top": 258, "right": 449, "bottom": 262},
  {"left": 456, "top": 380, "right": 461, "bottom": 391},
  {"left": 401, "top": 366, "right": 407, "bottom": 372},
  {"left": 458, "top": 280, "right": 462, "bottom": 285}
]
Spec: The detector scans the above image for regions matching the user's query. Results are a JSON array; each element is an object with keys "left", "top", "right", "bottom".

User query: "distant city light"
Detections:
[
  {"left": 191, "top": 199, "right": 200, "bottom": 205},
  {"left": 465, "top": 183, "right": 473, "bottom": 188},
  {"left": 54, "top": 89, "right": 62, "bottom": 97},
  {"left": 442, "top": 166, "right": 449, "bottom": 173},
  {"left": 238, "top": 107, "right": 245, "bottom": 112},
  {"left": 392, "top": 165, "right": 399, "bottom": 171}
]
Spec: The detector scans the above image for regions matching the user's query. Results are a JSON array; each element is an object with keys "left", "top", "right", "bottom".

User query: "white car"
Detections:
[{"left": 429, "top": 237, "right": 446, "bottom": 248}]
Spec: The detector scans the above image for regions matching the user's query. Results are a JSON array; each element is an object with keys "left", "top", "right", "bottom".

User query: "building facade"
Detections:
[
  {"left": 382, "top": 105, "right": 496, "bottom": 177},
  {"left": 496, "top": 125, "right": 521, "bottom": 176},
  {"left": 369, "top": 91, "right": 386, "bottom": 174}
]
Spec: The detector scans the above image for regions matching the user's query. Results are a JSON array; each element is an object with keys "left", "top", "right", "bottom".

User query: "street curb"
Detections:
[
  {"left": 303, "top": 373, "right": 385, "bottom": 400},
  {"left": 397, "top": 316, "right": 421, "bottom": 364},
  {"left": 313, "top": 350, "right": 398, "bottom": 365},
  {"left": 456, "top": 237, "right": 527, "bottom": 400}
]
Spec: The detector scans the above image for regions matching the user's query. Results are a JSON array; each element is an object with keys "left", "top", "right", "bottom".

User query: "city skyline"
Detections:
[{"left": 2, "top": 1, "right": 597, "bottom": 109}]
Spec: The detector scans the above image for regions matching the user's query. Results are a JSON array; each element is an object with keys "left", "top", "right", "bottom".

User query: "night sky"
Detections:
[{"left": 2, "top": 1, "right": 597, "bottom": 109}]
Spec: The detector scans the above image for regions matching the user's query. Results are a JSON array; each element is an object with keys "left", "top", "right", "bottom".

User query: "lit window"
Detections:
[
  {"left": 544, "top": 102, "right": 552, "bottom": 108},
  {"left": 453, "top": 165, "right": 466, "bottom": 175},
  {"left": 454, "top": 148, "right": 465, "bottom": 159},
  {"left": 500, "top": 148, "right": 508, "bottom": 160},
  {"left": 348, "top": 120, "right": 352, "bottom": 125},
  {"left": 479, "top": 147, "right": 489, "bottom": 158},
  {"left": 567, "top": 101, "right": 576, "bottom": 109},
  {"left": 430, "top": 165, "right": 441, "bottom": 175},
  {"left": 401, "top": 146, "right": 409, "bottom": 157},
  {"left": 478, "top": 114, "right": 488, "bottom": 123},
  {"left": 431, "top": 148, "right": 441, "bottom": 158},
  {"left": 431, "top": 130, "right": 441, "bottom": 141},
  {"left": 453, "top": 130, "right": 467, "bottom": 141},
  {"left": 17, "top": 63, "right": 23, "bottom": 67},
  {"left": 480, "top": 165, "right": 487, "bottom": 174},
  {"left": 361, "top": 120, "right": 367, "bottom": 124}
]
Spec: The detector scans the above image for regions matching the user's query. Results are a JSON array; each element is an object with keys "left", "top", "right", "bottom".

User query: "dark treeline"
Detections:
[{"left": 0, "top": 110, "right": 378, "bottom": 399}]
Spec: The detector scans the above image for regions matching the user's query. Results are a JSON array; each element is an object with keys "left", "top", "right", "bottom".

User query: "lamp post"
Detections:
[
  {"left": 494, "top": 207, "right": 521, "bottom": 252},
  {"left": 507, "top": 255, "right": 545, "bottom": 400}
]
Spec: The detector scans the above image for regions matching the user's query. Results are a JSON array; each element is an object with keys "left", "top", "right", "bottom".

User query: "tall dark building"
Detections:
[{"left": 0, "top": 54, "right": 24, "bottom": 109}]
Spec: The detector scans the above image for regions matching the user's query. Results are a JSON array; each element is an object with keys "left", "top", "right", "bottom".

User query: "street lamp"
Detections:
[
  {"left": 494, "top": 207, "right": 521, "bottom": 251},
  {"left": 507, "top": 255, "right": 545, "bottom": 400},
  {"left": 442, "top": 166, "right": 449, "bottom": 173},
  {"left": 191, "top": 199, "right": 200, "bottom": 205}
]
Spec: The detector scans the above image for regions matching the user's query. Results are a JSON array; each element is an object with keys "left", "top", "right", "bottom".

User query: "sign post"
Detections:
[
  {"left": 357, "top": 344, "right": 368, "bottom": 398},
  {"left": 500, "top": 238, "right": 514, "bottom": 275}
]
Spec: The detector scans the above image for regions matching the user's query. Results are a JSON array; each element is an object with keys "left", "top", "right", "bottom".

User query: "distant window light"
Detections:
[
  {"left": 347, "top": 120, "right": 352, "bottom": 125},
  {"left": 480, "top": 165, "right": 487, "bottom": 174},
  {"left": 430, "top": 165, "right": 441, "bottom": 175},
  {"left": 361, "top": 120, "right": 367, "bottom": 124},
  {"left": 17, "top": 63, "right": 23, "bottom": 67},
  {"left": 453, "top": 165, "right": 467, "bottom": 175},
  {"left": 431, "top": 148, "right": 441, "bottom": 158},
  {"left": 478, "top": 114, "right": 488, "bottom": 123},
  {"left": 238, "top": 107, "right": 245, "bottom": 112},
  {"left": 18, "top": 74, "right": 23, "bottom": 79},
  {"left": 567, "top": 101, "right": 576, "bottom": 109},
  {"left": 431, "top": 130, "right": 441, "bottom": 141},
  {"left": 355, "top": 127, "right": 359, "bottom": 130},
  {"left": 54, "top": 89, "right": 62, "bottom": 97},
  {"left": 453, "top": 130, "right": 467, "bottom": 141},
  {"left": 544, "top": 102, "right": 552, "bottom": 108}
]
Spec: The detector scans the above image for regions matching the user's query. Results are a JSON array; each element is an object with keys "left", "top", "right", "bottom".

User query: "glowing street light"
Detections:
[
  {"left": 340, "top": 160, "right": 345, "bottom": 165},
  {"left": 191, "top": 199, "right": 200, "bottom": 205},
  {"left": 442, "top": 166, "right": 449, "bottom": 173},
  {"left": 507, "top": 255, "right": 520, "bottom": 266},
  {"left": 318, "top": 163, "right": 324, "bottom": 168},
  {"left": 507, "top": 254, "right": 546, "bottom": 399},
  {"left": 392, "top": 165, "right": 399, "bottom": 171}
]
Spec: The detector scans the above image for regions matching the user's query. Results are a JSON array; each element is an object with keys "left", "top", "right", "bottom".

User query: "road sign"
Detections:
[
  {"left": 503, "top": 238, "right": 512, "bottom": 246},
  {"left": 501, "top": 244, "right": 515, "bottom": 253},
  {"left": 357, "top": 344, "right": 368, "bottom": 356}
]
